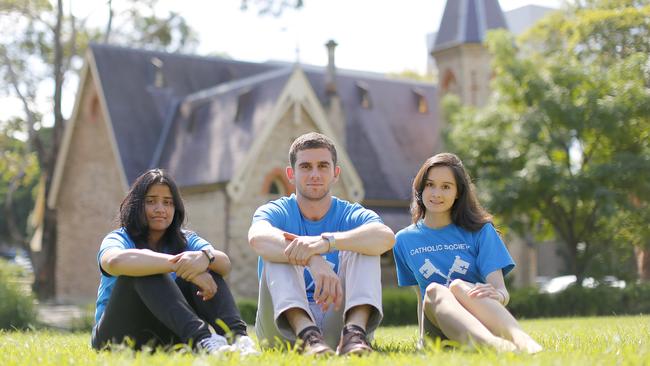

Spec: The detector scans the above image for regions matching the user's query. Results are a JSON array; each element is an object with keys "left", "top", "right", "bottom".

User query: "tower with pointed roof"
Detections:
[{"left": 431, "top": 0, "right": 507, "bottom": 107}]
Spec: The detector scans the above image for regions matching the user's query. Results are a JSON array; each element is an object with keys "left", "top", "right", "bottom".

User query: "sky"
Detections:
[
  {"left": 3, "top": 0, "right": 562, "bottom": 124},
  {"left": 160, "top": 0, "right": 562, "bottom": 74}
]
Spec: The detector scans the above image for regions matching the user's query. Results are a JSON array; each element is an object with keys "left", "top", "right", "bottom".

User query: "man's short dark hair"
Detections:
[{"left": 289, "top": 132, "right": 338, "bottom": 168}]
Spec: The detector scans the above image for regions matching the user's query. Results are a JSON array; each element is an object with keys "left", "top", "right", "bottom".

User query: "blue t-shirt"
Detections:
[
  {"left": 252, "top": 194, "right": 382, "bottom": 302},
  {"left": 393, "top": 221, "right": 514, "bottom": 299},
  {"left": 94, "top": 227, "right": 211, "bottom": 323}
]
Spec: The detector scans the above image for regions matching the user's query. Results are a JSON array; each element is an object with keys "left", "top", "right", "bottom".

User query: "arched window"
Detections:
[
  {"left": 268, "top": 180, "right": 281, "bottom": 195},
  {"left": 261, "top": 168, "right": 293, "bottom": 197},
  {"left": 441, "top": 69, "right": 458, "bottom": 96}
]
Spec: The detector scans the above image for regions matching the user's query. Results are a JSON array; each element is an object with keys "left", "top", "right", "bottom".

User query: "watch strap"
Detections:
[
  {"left": 322, "top": 233, "right": 337, "bottom": 252},
  {"left": 201, "top": 248, "right": 215, "bottom": 263}
]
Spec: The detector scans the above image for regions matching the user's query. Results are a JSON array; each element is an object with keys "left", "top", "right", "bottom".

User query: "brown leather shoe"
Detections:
[
  {"left": 336, "top": 325, "right": 373, "bottom": 356},
  {"left": 297, "top": 326, "right": 335, "bottom": 356}
]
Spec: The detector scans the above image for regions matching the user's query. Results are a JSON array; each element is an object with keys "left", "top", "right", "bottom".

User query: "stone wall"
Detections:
[
  {"left": 56, "top": 79, "right": 125, "bottom": 303},
  {"left": 182, "top": 188, "right": 227, "bottom": 252}
]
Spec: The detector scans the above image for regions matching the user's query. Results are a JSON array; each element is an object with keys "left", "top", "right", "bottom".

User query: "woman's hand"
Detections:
[
  {"left": 190, "top": 272, "right": 218, "bottom": 301},
  {"left": 466, "top": 282, "right": 508, "bottom": 305},
  {"left": 169, "top": 251, "right": 209, "bottom": 280}
]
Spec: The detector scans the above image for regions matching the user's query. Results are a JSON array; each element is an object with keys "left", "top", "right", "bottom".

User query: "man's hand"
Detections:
[
  {"left": 283, "top": 232, "right": 329, "bottom": 266},
  {"left": 308, "top": 255, "right": 342, "bottom": 312},
  {"left": 191, "top": 272, "right": 218, "bottom": 301},
  {"left": 169, "top": 251, "right": 209, "bottom": 281}
]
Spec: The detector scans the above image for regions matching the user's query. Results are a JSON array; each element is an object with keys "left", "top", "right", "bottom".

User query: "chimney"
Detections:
[
  {"left": 324, "top": 39, "right": 345, "bottom": 147},
  {"left": 325, "top": 40, "right": 338, "bottom": 95}
]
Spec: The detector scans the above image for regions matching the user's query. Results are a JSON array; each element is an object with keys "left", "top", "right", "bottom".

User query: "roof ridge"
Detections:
[
  {"left": 89, "top": 42, "right": 274, "bottom": 68},
  {"left": 182, "top": 66, "right": 293, "bottom": 108}
]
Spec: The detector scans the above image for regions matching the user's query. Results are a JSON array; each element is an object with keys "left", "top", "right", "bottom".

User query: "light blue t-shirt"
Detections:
[
  {"left": 94, "top": 227, "right": 211, "bottom": 323},
  {"left": 252, "top": 194, "right": 382, "bottom": 302},
  {"left": 393, "top": 221, "right": 514, "bottom": 299}
]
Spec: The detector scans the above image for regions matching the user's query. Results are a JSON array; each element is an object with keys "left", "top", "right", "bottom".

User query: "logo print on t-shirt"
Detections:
[
  {"left": 444, "top": 255, "right": 470, "bottom": 286},
  {"left": 419, "top": 258, "right": 447, "bottom": 280},
  {"left": 419, "top": 255, "right": 471, "bottom": 286}
]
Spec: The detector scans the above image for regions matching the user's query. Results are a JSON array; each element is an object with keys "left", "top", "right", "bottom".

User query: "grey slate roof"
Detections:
[
  {"left": 89, "top": 44, "right": 440, "bottom": 202},
  {"left": 433, "top": 0, "right": 507, "bottom": 53},
  {"left": 90, "top": 44, "right": 277, "bottom": 184}
]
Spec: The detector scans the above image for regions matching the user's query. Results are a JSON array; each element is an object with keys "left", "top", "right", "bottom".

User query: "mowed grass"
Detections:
[{"left": 1, "top": 315, "right": 649, "bottom": 366}]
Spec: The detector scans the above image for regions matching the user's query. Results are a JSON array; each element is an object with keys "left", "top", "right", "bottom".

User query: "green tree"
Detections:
[
  {"left": 0, "top": 119, "right": 40, "bottom": 248},
  {"left": 0, "top": 0, "right": 197, "bottom": 299},
  {"left": 443, "top": 2, "right": 650, "bottom": 283}
]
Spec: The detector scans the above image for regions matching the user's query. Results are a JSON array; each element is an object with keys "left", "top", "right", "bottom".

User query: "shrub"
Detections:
[
  {"left": 509, "top": 283, "right": 650, "bottom": 318},
  {"left": 237, "top": 298, "right": 258, "bottom": 325},
  {"left": 0, "top": 259, "right": 36, "bottom": 329},
  {"left": 621, "top": 282, "right": 650, "bottom": 314},
  {"left": 69, "top": 303, "right": 96, "bottom": 332},
  {"left": 235, "top": 282, "right": 650, "bottom": 327},
  {"left": 381, "top": 288, "right": 418, "bottom": 326},
  {"left": 508, "top": 287, "right": 554, "bottom": 318}
]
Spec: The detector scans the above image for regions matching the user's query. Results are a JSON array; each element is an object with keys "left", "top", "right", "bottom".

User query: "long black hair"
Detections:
[
  {"left": 119, "top": 169, "right": 187, "bottom": 254},
  {"left": 410, "top": 153, "right": 492, "bottom": 232}
]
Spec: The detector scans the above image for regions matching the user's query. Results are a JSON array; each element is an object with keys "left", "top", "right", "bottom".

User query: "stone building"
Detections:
[{"left": 45, "top": 0, "right": 555, "bottom": 303}]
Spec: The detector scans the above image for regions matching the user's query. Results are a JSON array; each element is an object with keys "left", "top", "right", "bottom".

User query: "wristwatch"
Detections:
[
  {"left": 321, "top": 233, "right": 337, "bottom": 252},
  {"left": 201, "top": 248, "right": 215, "bottom": 264}
]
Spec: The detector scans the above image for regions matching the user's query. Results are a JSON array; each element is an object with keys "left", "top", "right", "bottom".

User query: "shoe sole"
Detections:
[{"left": 336, "top": 346, "right": 373, "bottom": 356}]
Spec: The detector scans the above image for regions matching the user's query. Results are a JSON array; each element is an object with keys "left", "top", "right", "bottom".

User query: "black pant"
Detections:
[{"left": 91, "top": 271, "right": 247, "bottom": 350}]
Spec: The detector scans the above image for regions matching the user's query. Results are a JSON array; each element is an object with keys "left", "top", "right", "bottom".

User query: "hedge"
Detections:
[
  {"left": 71, "top": 282, "right": 650, "bottom": 331},
  {"left": 509, "top": 283, "right": 650, "bottom": 319},
  {"left": 237, "top": 283, "right": 650, "bottom": 326},
  {"left": 0, "top": 259, "right": 36, "bottom": 329}
]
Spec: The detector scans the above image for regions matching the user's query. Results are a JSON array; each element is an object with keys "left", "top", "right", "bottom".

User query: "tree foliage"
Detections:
[
  {"left": 240, "top": 0, "right": 303, "bottom": 16},
  {"left": 0, "top": 0, "right": 197, "bottom": 298},
  {"left": 443, "top": 0, "right": 650, "bottom": 282}
]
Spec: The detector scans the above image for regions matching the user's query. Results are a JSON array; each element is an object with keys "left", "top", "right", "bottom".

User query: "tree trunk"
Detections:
[
  {"left": 32, "top": 0, "right": 64, "bottom": 301},
  {"left": 635, "top": 246, "right": 650, "bottom": 282},
  {"left": 32, "top": 206, "right": 57, "bottom": 300}
]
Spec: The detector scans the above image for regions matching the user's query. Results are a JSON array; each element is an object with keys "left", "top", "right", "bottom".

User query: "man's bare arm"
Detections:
[
  {"left": 248, "top": 220, "right": 292, "bottom": 263},
  {"left": 325, "top": 222, "right": 395, "bottom": 255}
]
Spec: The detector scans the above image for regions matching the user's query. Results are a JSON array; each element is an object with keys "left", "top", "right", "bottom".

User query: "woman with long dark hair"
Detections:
[
  {"left": 92, "top": 169, "right": 258, "bottom": 355},
  {"left": 393, "top": 153, "right": 542, "bottom": 353}
]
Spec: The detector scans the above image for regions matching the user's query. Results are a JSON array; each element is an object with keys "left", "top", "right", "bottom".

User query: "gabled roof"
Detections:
[
  {"left": 86, "top": 44, "right": 440, "bottom": 202},
  {"left": 304, "top": 70, "right": 439, "bottom": 201},
  {"left": 433, "top": 0, "right": 507, "bottom": 53},
  {"left": 89, "top": 43, "right": 278, "bottom": 184},
  {"left": 156, "top": 67, "right": 293, "bottom": 188}
]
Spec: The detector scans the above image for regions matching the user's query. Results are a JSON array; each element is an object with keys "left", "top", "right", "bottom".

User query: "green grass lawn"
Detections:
[{"left": 1, "top": 315, "right": 649, "bottom": 365}]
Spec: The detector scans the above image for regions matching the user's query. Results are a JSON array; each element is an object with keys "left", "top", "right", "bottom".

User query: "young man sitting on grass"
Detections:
[{"left": 248, "top": 132, "right": 395, "bottom": 356}]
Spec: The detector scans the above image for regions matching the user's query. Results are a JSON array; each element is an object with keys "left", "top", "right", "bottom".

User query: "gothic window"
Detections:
[
  {"left": 441, "top": 69, "right": 458, "bottom": 96},
  {"left": 89, "top": 94, "right": 100, "bottom": 123},
  {"left": 262, "top": 168, "right": 293, "bottom": 197},
  {"left": 268, "top": 180, "right": 281, "bottom": 195}
]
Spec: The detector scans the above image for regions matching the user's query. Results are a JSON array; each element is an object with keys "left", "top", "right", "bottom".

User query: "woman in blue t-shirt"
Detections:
[
  {"left": 92, "top": 169, "right": 257, "bottom": 355},
  {"left": 393, "top": 153, "right": 542, "bottom": 353}
]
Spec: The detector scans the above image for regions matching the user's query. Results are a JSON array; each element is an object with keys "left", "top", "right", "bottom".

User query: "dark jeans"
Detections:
[{"left": 91, "top": 271, "right": 247, "bottom": 350}]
